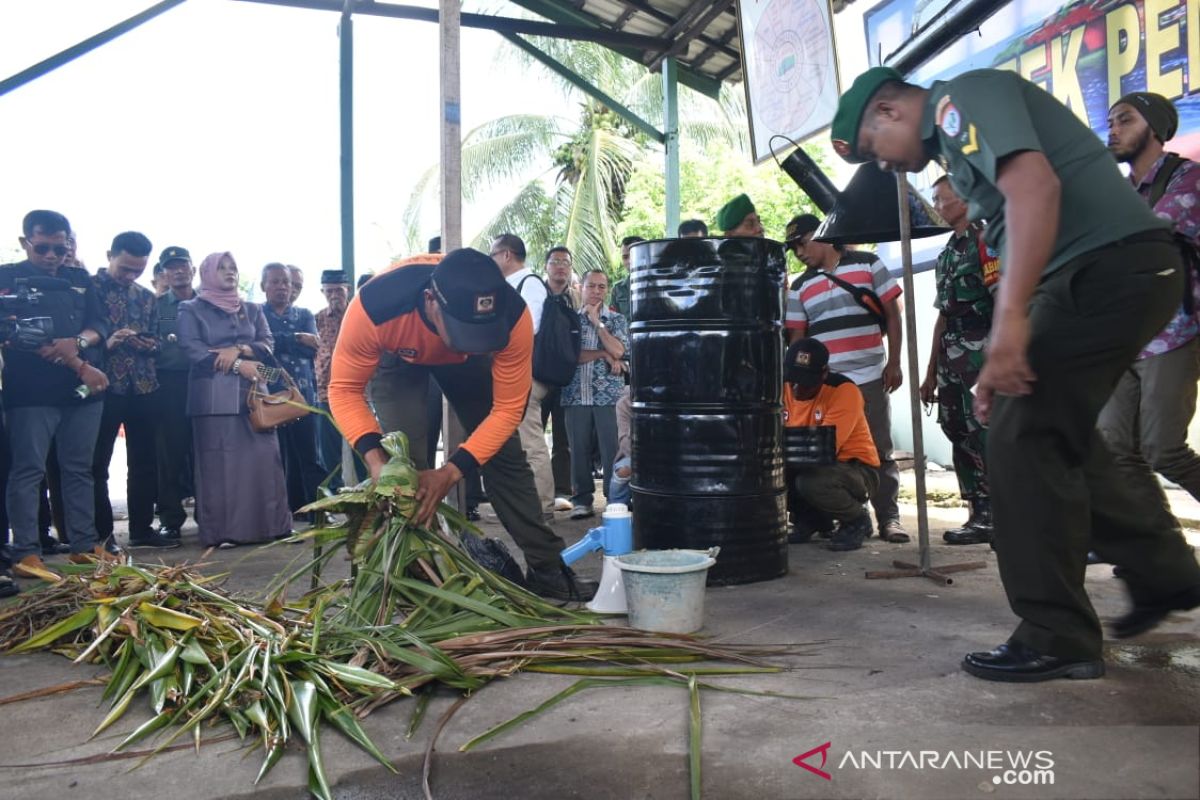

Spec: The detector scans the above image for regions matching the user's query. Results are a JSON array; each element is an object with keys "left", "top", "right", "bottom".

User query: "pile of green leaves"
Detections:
[{"left": 0, "top": 433, "right": 798, "bottom": 799}]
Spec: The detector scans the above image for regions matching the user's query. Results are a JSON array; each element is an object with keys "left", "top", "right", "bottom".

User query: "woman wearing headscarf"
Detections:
[{"left": 176, "top": 252, "right": 291, "bottom": 547}]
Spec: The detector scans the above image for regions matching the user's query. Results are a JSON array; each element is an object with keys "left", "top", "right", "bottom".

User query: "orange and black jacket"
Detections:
[{"left": 328, "top": 255, "right": 534, "bottom": 475}]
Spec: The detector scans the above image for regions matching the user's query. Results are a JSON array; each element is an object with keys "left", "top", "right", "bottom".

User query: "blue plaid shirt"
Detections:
[
  {"left": 562, "top": 309, "right": 628, "bottom": 407},
  {"left": 262, "top": 304, "right": 318, "bottom": 403}
]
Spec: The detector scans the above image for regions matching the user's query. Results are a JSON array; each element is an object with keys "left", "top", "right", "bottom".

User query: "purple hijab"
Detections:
[{"left": 198, "top": 252, "right": 243, "bottom": 314}]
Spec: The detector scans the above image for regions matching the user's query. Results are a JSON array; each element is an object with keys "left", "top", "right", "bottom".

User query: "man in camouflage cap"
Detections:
[{"left": 831, "top": 66, "right": 1200, "bottom": 682}]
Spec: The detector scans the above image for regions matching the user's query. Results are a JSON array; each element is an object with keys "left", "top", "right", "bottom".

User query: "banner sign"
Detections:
[{"left": 863, "top": 0, "right": 1200, "bottom": 157}]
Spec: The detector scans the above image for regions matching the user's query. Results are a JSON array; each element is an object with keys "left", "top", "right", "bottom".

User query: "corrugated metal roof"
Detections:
[{"left": 507, "top": 0, "right": 742, "bottom": 95}]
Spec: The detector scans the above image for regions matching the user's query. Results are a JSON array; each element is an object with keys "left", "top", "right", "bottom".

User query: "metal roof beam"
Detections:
[
  {"left": 506, "top": 0, "right": 723, "bottom": 97},
  {"left": 502, "top": 33, "right": 664, "bottom": 144},
  {"left": 689, "top": 25, "right": 737, "bottom": 71},
  {"left": 0, "top": 0, "right": 188, "bottom": 98},
  {"left": 646, "top": 0, "right": 733, "bottom": 73},
  {"left": 604, "top": 0, "right": 738, "bottom": 61},
  {"left": 232, "top": 0, "right": 670, "bottom": 50}
]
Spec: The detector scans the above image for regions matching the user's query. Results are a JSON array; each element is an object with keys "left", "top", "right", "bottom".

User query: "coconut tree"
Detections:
[{"left": 401, "top": 38, "right": 746, "bottom": 270}]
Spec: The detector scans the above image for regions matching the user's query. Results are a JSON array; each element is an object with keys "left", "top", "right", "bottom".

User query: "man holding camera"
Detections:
[{"left": 1, "top": 210, "right": 113, "bottom": 577}]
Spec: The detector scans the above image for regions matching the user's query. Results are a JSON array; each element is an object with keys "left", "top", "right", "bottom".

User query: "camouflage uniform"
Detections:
[{"left": 933, "top": 225, "right": 998, "bottom": 502}]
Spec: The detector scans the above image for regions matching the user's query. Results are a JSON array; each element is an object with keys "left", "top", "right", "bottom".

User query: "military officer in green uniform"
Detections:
[
  {"left": 919, "top": 176, "right": 999, "bottom": 545},
  {"left": 830, "top": 66, "right": 1200, "bottom": 683}
]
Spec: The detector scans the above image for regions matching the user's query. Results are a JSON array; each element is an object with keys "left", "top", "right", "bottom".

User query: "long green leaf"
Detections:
[
  {"left": 460, "top": 677, "right": 687, "bottom": 752},
  {"left": 689, "top": 676, "right": 702, "bottom": 800},
  {"left": 321, "top": 697, "right": 395, "bottom": 771},
  {"left": 12, "top": 606, "right": 96, "bottom": 653}
]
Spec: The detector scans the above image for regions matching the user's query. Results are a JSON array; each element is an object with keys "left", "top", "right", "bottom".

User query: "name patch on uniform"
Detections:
[
  {"left": 981, "top": 245, "right": 1001, "bottom": 288},
  {"left": 939, "top": 99, "right": 961, "bottom": 138},
  {"left": 394, "top": 347, "right": 417, "bottom": 359},
  {"left": 474, "top": 293, "right": 495, "bottom": 314}
]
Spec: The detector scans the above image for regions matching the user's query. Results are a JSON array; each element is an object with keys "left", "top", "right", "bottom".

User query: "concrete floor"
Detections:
[{"left": 1, "top": 468, "right": 1198, "bottom": 800}]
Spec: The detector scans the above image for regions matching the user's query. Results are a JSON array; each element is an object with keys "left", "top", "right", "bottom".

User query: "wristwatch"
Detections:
[
  {"left": 76, "top": 335, "right": 88, "bottom": 351},
  {"left": 232, "top": 357, "right": 244, "bottom": 375}
]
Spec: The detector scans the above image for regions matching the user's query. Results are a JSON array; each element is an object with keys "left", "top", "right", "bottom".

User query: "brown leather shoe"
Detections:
[
  {"left": 13, "top": 555, "right": 62, "bottom": 581},
  {"left": 68, "top": 546, "right": 122, "bottom": 566}
]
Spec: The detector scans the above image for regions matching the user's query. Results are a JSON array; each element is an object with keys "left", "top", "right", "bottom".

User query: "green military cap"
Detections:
[
  {"left": 716, "top": 193, "right": 756, "bottom": 232},
  {"left": 830, "top": 66, "right": 905, "bottom": 163}
]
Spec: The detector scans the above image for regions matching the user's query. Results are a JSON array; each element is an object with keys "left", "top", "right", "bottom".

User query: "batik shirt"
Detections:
[
  {"left": 561, "top": 309, "right": 628, "bottom": 407},
  {"left": 314, "top": 305, "right": 345, "bottom": 404},
  {"left": 1132, "top": 153, "right": 1200, "bottom": 359},
  {"left": 262, "top": 304, "right": 318, "bottom": 403},
  {"left": 93, "top": 270, "right": 159, "bottom": 395}
]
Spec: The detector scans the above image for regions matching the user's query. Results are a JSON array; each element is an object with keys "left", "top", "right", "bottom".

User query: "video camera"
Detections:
[{"left": 0, "top": 276, "right": 66, "bottom": 349}]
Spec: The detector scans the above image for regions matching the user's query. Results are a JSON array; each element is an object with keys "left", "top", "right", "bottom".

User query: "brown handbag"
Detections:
[{"left": 247, "top": 367, "right": 310, "bottom": 432}]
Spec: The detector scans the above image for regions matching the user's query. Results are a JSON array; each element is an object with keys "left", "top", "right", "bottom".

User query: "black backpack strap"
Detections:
[
  {"left": 1148, "top": 153, "right": 1188, "bottom": 208},
  {"left": 814, "top": 270, "right": 887, "bottom": 331}
]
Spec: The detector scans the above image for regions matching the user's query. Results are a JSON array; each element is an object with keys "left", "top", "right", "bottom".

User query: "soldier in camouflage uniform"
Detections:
[{"left": 920, "top": 176, "right": 999, "bottom": 544}]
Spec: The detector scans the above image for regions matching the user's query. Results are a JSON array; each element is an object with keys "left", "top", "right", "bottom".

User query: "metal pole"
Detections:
[
  {"left": 662, "top": 56, "right": 680, "bottom": 236},
  {"left": 440, "top": 0, "right": 466, "bottom": 509},
  {"left": 338, "top": 3, "right": 356, "bottom": 287},
  {"left": 895, "top": 173, "right": 931, "bottom": 570},
  {"left": 0, "top": 0, "right": 188, "bottom": 98}
]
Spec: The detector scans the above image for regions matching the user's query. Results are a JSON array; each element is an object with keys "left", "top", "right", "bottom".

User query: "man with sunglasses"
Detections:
[
  {"left": 783, "top": 213, "right": 908, "bottom": 544},
  {"left": 0, "top": 210, "right": 114, "bottom": 579}
]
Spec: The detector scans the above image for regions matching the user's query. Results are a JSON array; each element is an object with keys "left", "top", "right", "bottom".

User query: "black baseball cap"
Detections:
[
  {"left": 784, "top": 338, "right": 830, "bottom": 387},
  {"left": 784, "top": 214, "right": 821, "bottom": 244},
  {"left": 320, "top": 269, "right": 350, "bottom": 285},
  {"left": 154, "top": 246, "right": 191, "bottom": 274},
  {"left": 429, "top": 248, "right": 511, "bottom": 354}
]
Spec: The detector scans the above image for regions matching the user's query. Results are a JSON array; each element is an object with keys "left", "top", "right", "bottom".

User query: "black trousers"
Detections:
[
  {"left": 155, "top": 371, "right": 193, "bottom": 530},
  {"left": 541, "top": 388, "right": 573, "bottom": 498},
  {"left": 369, "top": 354, "right": 564, "bottom": 570},
  {"left": 93, "top": 391, "right": 159, "bottom": 539},
  {"left": 425, "top": 378, "right": 485, "bottom": 506},
  {"left": 989, "top": 236, "right": 1200, "bottom": 660},
  {"left": 316, "top": 401, "right": 344, "bottom": 491},
  {"left": 277, "top": 412, "right": 326, "bottom": 514}
]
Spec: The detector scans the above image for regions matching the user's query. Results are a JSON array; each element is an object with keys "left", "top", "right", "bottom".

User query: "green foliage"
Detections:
[{"left": 618, "top": 138, "right": 828, "bottom": 272}]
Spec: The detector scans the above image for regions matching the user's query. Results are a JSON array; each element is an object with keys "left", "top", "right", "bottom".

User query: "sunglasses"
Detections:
[{"left": 31, "top": 243, "right": 69, "bottom": 257}]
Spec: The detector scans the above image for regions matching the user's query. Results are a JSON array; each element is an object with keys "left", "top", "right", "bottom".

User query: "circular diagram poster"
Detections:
[{"left": 737, "top": 0, "right": 841, "bottom": 163}]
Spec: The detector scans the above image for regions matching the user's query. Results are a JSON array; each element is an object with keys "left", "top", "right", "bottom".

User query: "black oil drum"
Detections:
[{"left": 628, "top": 237, "right": 788, "bottom": 586}]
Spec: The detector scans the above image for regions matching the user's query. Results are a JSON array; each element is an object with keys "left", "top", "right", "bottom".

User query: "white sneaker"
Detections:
[{"left": 554, "top": 497, "right": 573, "bottom": 511}]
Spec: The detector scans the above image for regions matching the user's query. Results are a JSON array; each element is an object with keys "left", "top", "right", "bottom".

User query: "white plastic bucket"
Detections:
[{"left": 615, "top": 548, "right": 719, "bottom": 634}]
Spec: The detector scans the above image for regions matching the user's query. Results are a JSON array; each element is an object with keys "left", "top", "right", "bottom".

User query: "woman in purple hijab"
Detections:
[{"left": 176, "top": 252, "right": 291, "bottom": 547}]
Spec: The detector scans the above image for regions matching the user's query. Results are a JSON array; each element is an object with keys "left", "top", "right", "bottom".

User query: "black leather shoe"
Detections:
[
  {"left": 40, "top": 534, "right": 70, "bottom": 556},
  {"left": 943, "top": 527, "right": 992, "bottom": 545},
  {"left": 465, "top": 506, "right": 481, "bottom": 522},
  {"left": 158, "top": 527, "right": 182, "bottom": 540},
  {"left": 962, "top": 641, "right": 1104, "bottom": 682},
  {"left": 526, "top": 564, "right": 598, "bottom": 602},
  {"left": 128, "top": 530, "right": 181, "bottom": 550},
  {"left": 1110, "top": 584, "right": 1200, "bottom": 639},
  {"left": 827, "top": 515, "right": 871, "bottom": 551}
]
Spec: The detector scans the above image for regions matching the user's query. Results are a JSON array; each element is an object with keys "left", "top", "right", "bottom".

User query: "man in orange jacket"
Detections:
[
  {"left": 329, "top": 248, "right": 596, "bottom": 601},
  {"left": 782, "top": 338, "right": 880, "bottom": 552}
]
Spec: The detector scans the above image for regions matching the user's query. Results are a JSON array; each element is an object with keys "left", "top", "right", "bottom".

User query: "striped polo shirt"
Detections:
[{"left": 784, "top": 252, "right": 901, "bottom": 385}]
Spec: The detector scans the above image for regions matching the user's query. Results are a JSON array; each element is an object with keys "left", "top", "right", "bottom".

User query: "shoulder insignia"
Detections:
[
  {"left": 937, "top": 97, "right": 960, "bottom": 137},
  {"left": 961, "top": 124, "right": 979, "bottom": 156}
]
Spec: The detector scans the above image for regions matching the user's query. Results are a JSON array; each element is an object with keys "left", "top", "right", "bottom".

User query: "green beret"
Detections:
[
  {"left": 830, "top": 66, "right": 905, "bottom": 163},
  {"left": 716, "top": 193, "right": 756, "bottom": 232}
]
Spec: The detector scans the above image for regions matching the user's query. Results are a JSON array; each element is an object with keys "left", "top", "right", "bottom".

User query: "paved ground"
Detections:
[{"left": 0, "top": 463, "right": 1197, "bottom": 800}]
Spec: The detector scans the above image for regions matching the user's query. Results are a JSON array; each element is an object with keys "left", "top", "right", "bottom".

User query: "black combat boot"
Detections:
[{"left": 943, "top": 498, "right": 993, "bottom": 545}]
